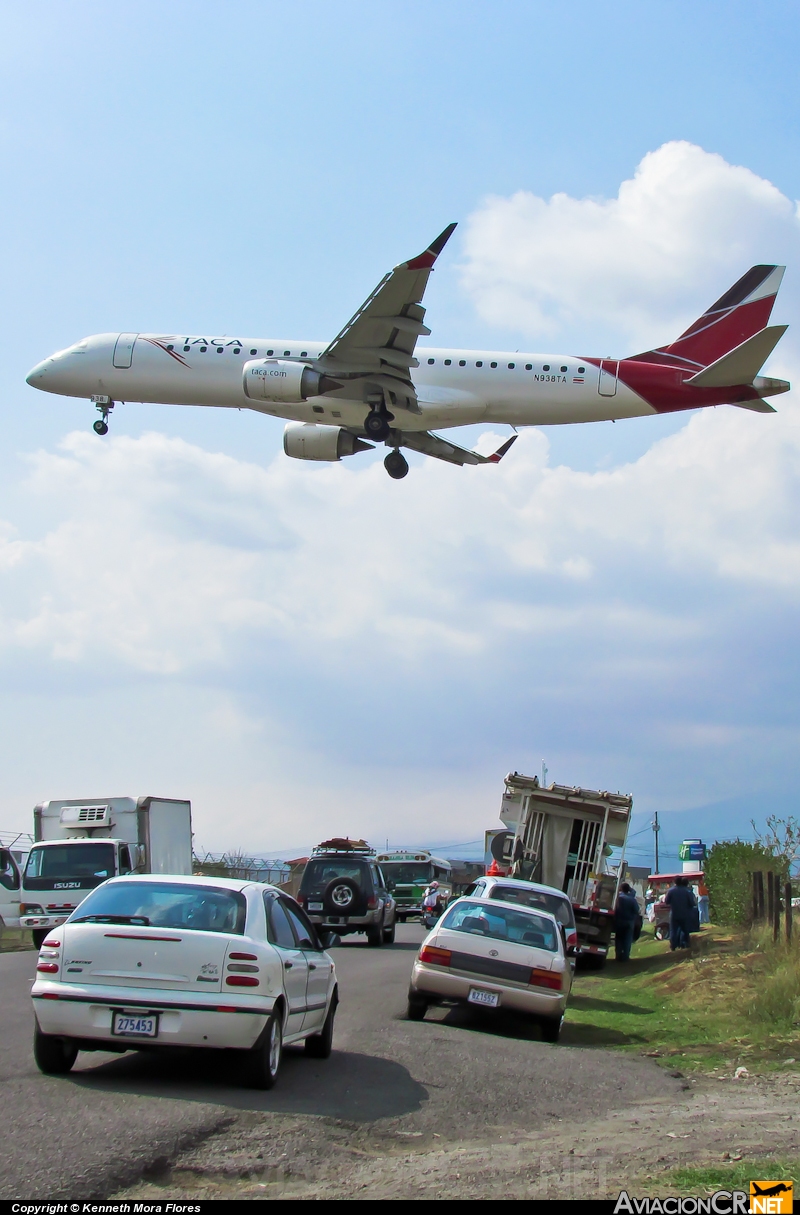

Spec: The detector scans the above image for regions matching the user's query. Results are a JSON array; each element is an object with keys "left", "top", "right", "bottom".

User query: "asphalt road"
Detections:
[{"left": 0, "top": 926, "right": 681, "bottom": 1200}]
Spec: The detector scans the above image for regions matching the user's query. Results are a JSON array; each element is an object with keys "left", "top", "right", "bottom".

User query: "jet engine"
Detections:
[
  {"left": 283, "top": 422, "right": 373, "bottom": 462},
  {"left": 243, "top": 359, "right": 341, "bottom": 403}
]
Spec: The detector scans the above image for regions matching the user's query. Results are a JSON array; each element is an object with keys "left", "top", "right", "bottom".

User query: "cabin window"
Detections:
[
  {"left": 476, "top": 360, "right": 483, "bottom": 367},
  {"left": 543, "top": 364, "right": 550, "bottom": 371},
  {"left": 284, "top": 350, "right": 291, "bottom": 356},
  {"left": 427, "top": 358, "right": 435, "bottom": 364},
  {"left": 250, "top": 348, "right": 257, "bottom": 355},
  {"left": 459, "top": 359, "right": 466, "bottom": 367},
  {"left": 183, "top": 345, "right": 190, "bottom": 352},
  {"left": 233, "top": 348, "right": 241, "bottom": 354},
  {"left": 301, "top": 351, "right": 308, "bottom": 357},
  {"left": 508, "top": 363, "right": 515, "bottom": 369},
  {"left": 578, "top": 366, "right": 585, "bottom": 373},
  {"left": 312, "top": 405, "right": 324, "bottom": 413},
  {"left": 167, "top": 344, "right": 174, "bottom": 351},
  {"left": 216, "top": 347, "right": 223, "bottom": 353},
  {"left": 490, "top": 361, "right": 497, "bottom": 368},
  {"left": 560, "top": 365, "right": 567, "bottom": 372},
  {"left": 525, "top": 364, "right": 532, "bottom": 370},
  {"left": 200, "top": 346, "right": 207, "bottom": 352},
  {"left": 267, "top": 350, "right": 274, "bottom": 356},
  {"left": 444, "top": 358, "right": 451, "bottom": 366}
]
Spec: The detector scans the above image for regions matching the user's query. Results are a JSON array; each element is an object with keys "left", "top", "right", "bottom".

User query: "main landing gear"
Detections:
[
  {"left": 92, "top": 395, "right": 114, "bottom": 435},
  {"left": 364, "top": 405, "right": 393, "bottom": 443},
  {"left": 384, "top": 449, "right": 409, "bottom": 479}
]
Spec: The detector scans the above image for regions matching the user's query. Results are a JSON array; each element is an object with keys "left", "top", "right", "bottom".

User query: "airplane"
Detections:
[
  {"left": 751, "top": 1184, "right": 792, "bottom": 1197},
  {"left": 26, "top": 224, "right": 790, "bottom": 480}
]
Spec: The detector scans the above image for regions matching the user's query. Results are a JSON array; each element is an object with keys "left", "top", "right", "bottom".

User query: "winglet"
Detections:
[
  {"left": 486, "top": 434, "right": 517, "bottom": 463},
  {"left": 405, "top": 222, "right": 458, "bottom": 271}
]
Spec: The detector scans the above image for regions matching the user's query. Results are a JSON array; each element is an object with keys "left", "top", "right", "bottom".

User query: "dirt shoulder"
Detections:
[{"left": 114, "top": 1071, "right": 800, "bottom": 1201}]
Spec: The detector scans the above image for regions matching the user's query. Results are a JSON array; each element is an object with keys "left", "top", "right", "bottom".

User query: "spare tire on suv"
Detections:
[{"left": 323, "top": 876, "right": 366, "bottom": 917}]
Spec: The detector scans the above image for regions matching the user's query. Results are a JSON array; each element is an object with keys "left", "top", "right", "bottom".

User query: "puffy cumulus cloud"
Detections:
[{"left": 460, "top": 141, "right": 800, "bottom": 353}]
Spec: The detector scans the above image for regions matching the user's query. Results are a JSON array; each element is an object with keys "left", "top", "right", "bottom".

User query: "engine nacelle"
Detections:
[
  {"left": 243, "top": 359, "right": 340, "bottom": 403},
  {"left": 283, "top": 422, "right": 373, "bottom": 462}
]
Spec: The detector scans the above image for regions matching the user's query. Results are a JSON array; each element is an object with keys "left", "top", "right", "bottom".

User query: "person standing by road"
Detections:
[
  {"left": 664, "top": 876, "right": 697, "bottom": 951},
  {"left": 422, "top": 880, "right": 442, "bottom": 927},
  {"left": 613, "top": 882, "right": 640, "bottom": 962}
]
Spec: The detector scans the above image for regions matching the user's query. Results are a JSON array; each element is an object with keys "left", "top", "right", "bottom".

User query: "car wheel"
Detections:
[
  {"left": 406, "top": 995, "right": 428, "bottom": 1021},
  {"left": 539, "top": 1016, "right": 563, "bottom": 1043},
  {"left": 32, "top": 929, "right": 49, "bottom": 949},
  {"left": 33, "top": 1024, "right": 78, "bottom": 1075},
  {"left": 248, "top": 1011, "right": 283, "bottom": 1089},
  {"left": 305, "top": 994, "right": 337, "bottom": 1059},
  {"left": 366, "top": 922, "right": 384, "bottom": 947}
]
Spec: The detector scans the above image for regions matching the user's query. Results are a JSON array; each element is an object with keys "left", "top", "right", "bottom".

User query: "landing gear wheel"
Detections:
[
  {"left": 539, "top": 1016, "right": 563, "bottom": 1044},
  {"left": 93, "top": 420, "right": 109, "bottom": 435},
  {"left": 365, "top": 411, "right": 391, "bottom": 442},
  {"left": 384, "top": 450, "right": 409, "bottom": 480},
  {"left": 33, "top": 1024, "right": 78, "bottom": 1075},
  {"left": 248, "top": 1010, "right": 283, "bottom": 1089},
  {"left": 304, "top": 994, "right": 337, "bottom": 1059}
]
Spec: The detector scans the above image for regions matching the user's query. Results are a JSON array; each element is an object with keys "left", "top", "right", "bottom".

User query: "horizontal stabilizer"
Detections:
[{"left": 685, "top": 325, "right": 788, "bottom": 388}]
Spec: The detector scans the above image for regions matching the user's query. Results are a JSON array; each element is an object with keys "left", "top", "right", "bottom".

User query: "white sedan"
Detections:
[
  {"left": 31, "top": 874, "right": 338, "bottom": 1089},
  {"left": 407, "top": 896, "right": 572, "bottom": 1041}
]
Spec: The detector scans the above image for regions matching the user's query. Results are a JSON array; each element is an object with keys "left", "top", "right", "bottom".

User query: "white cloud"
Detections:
[{"left": 461, "top": 141, "right": 800, "bottom": 353}]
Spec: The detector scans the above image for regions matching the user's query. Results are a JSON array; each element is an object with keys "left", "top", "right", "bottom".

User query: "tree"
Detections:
[
  {"left": 751, "top": 815, "right": 800, "bottom": 878},
  {"left": 705, "top": 838, "right": 775, "bottom": 926}
]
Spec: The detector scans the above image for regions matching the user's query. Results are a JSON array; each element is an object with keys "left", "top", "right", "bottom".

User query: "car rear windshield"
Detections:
[
  {"left": 300, "top": 859, "right": 370, "bottom": 891},
  {"left": 69, "top": 881, "right": 247, "bottom": 935},
  {"left": 440, "top": 899, "right": 559, "bottom": 952},
  {"left": 489, "top": 885, "right": 574, "bottom": 927}
]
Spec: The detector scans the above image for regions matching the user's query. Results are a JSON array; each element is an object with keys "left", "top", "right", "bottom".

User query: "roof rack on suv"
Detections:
[{"left": 312, "top": 837, "right": 375, "bottom": 855}]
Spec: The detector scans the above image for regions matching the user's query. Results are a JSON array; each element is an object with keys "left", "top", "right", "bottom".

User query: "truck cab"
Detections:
[
  {"left": 0, "top": 848, "right": 22, "bottom": 931},
  {"left": 20, "top": 837, "right": 139, "bottom": 944}
]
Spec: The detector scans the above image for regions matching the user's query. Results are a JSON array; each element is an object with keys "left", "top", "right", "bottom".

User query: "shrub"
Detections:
[{"left": 705, "top": 838, "right": 776, "bottom": 926}]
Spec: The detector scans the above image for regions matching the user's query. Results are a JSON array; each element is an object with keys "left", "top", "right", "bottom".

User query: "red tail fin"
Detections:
[{"left": 633, "top": 265, "right": 785, "bottom": 370}]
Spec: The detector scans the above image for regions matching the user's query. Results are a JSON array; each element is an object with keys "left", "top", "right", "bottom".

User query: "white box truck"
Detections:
[
  {"left": 499, "top": 773, "right": 633, "bottom": 967},
  {"left": 20, "top": 796, "right": 192, "bottom": 946}
]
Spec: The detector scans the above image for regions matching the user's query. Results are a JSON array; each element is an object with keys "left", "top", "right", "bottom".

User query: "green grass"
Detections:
[
  {"left": 661, "top": 1160, "right": 800, "bottom": 1195},
  {"left": 561, "top": 925, "right": 800, "bottom": 1072},
  {"left": 0, "top": 926, "right": 35, "bottom": 952}
]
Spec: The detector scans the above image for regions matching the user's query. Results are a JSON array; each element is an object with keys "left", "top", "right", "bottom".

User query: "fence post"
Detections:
[
  {"left": 767, "top": 871, "right": 775, "bottom": 926},
  {"left": 757, "top": 871, "right": 765, "bottom": 921},
  {"left": 774, "top": 879, "right": 781, "bottom": 944},
  {"left": 751, "top": 872, "right": 759, "bottom": 922},
  {"left": 786, "top": 882, "right": 793, "bottom": 944}
]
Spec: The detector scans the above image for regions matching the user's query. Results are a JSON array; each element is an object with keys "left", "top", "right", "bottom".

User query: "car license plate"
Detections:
[
  {"left": 468, "top": 988, "right": 499, "bottom": 1008},
  {"left": 111, "top": 1011, "right": 158, "bottom": 1038},
  {"left": 308, "top": 902, "right": 324, "bottom": 911}
]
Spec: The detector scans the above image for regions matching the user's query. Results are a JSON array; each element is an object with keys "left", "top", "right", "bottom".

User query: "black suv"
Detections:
[{"left": 297, "top": 840, "right": 396, "bottom": 947}]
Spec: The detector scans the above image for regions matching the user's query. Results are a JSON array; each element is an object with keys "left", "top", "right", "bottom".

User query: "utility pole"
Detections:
[
  {"left": 541, "top": 760, "right": 549, "bottom": 788},
  {"left": 652, "top": 811, "right": 660, "bottom": 874}
]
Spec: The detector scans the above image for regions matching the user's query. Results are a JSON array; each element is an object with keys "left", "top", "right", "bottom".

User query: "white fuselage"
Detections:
[{"left": 27, "top": 332, "right": 656, "bottom": 432}]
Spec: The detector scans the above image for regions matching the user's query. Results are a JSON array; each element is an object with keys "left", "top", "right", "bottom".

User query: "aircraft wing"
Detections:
[
  {"left": 398, "top": 430, "right": 517, "bottom": 467},
  {"left": 315, "top": 224, "right": 457, "bottom": 412}
]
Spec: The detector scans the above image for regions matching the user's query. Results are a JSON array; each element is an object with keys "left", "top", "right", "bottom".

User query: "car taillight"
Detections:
[
  {"left": 367, "top": 896, "right": 378, "bottom": 910},
  {"left": 226, "top": 975, "right": 259, "bottom": 987},
  {"left": 529, "top": 967, "right": 562, "bottom": 991},
  {"left": 567, "top": 931, "right": 578, "bottom": 948},
  {"left": 37, "top": 963, "right": 59, "bottom": 974},
  {"left": 295, "top": 895, "right": 305, "bottom": 907},
  {"left": 419, "top": 945, "right": 451, "bottom": 967},
  {"left": 43, "top": 939, "right": 61, "bottom": 948},
  {"left": 228, "top": 952, "right": 258, "bottom": 961}
]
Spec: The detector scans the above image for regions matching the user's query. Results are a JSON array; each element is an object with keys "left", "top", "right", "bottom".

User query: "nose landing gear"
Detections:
[{"left": 91, "top": 396, "right": 114, "bottom": 436}]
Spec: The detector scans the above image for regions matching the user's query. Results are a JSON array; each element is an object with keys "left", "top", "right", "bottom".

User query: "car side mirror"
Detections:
[{"left": 0, "top": 848, "right": 10, "bottom": 868}]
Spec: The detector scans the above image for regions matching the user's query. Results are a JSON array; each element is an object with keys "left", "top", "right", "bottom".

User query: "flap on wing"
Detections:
[
  {"left": 399, "top": 431, "right": 517, "bottom": 467},
  {"left": 316, "top": 224, "right": 457, "bottom": 404}
]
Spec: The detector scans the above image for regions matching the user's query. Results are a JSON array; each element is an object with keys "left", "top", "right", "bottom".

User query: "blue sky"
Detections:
[{"left": 1, "top": 1, "right": 799, "bottom": 864}]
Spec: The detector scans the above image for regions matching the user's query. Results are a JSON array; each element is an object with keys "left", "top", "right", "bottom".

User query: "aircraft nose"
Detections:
[{"left": 26, "top": 359, "right": 51, "bottom": 386}]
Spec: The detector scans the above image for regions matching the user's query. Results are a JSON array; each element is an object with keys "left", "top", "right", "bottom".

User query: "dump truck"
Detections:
[
  {"left": 498, "top": 773, "right": 633, "bottom": 967},
  {"left": 19, "top": 796, "right": 192, "bottom": 946}
]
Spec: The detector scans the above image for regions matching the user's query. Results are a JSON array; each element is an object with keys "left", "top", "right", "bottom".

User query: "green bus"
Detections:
[{"left": 376, "top": 850, "right": 453, "bottom": 921}]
